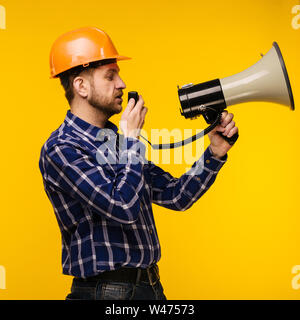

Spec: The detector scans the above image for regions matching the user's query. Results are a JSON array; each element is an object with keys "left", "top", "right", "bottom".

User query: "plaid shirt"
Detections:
[{"left": 39, "top": 110, "right": 228, "bottom": 278}]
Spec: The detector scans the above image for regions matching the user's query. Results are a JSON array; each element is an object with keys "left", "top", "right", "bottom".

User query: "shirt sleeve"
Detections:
[
  {"left": 149, "top": 145, "right": 228, "bottom": 211},
  {"left": 43, "top": 137, "right": 146, "bottom": 225}
]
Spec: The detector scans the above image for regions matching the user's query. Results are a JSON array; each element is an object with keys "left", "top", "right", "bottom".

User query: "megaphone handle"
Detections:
[
  {"left": 203, "top": 109, "right": 239, "bottom": 145},
  {"left": 217, "top": 131, "right": 239, "bottom": 145}
]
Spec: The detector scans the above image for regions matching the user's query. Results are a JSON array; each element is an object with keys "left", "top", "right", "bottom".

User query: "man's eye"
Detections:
[{"left": 106, "top": 75, "right": 114, "bottom": 81}]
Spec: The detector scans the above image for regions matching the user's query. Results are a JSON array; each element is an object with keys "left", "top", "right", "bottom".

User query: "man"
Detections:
[{"left": 39, "top": 27, "right": 238, "bottom": 300}]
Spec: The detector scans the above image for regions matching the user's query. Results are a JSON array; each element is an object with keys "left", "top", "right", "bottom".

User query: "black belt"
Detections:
[{"left": 75, "top": 264, "right": 160, "bottom": 286}]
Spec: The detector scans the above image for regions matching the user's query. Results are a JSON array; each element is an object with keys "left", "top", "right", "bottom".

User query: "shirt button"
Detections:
[
  {"left": 149, "top": 229, "right": 153, "bottom": 234},
  {"left": 205, "top": 159, "right": 210, "bottom": 164}
]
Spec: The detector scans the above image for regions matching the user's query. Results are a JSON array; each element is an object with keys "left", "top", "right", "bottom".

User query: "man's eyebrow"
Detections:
[{"left": 105, "top": 67, "right": 120, "bottom": 74}]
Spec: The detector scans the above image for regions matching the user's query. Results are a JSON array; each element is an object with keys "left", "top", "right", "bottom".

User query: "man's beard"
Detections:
[{"left": 88, "top": 86, "right": 121, "bottom": 118}]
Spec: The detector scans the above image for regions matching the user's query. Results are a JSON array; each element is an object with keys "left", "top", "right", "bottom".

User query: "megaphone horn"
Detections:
[{"left": 178, "top": 42, "right": 295, "bottom": 145}]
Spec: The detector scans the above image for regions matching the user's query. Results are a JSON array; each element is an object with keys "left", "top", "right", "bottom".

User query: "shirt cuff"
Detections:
[
  {"left": 186, "top": 145, "right": 228, "bottom": 177},
  {"left": 205, "top": 145, "right": 228, "bottom": 171}
]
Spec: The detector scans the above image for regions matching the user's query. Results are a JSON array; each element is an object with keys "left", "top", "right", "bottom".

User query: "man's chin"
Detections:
[{"left": 114, "top": 102, "right": 123, "bottom": 114}]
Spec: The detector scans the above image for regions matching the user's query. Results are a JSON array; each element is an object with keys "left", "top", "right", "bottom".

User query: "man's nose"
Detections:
[{"left": 116, "top": 76, "right": 126, "bottom": 89}]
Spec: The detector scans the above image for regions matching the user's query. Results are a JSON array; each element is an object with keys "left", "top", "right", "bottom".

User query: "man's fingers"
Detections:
[
  {"left": 129, "top": 95, "right": 144, "bottom": 113},
  {"left": 223, "top": 120, "right": 235, "bottom": 136},
  {"left": 212, "top": 124, "right": 225, "bottom": 134},
  {"left": 122, "top": 99, "right": 136, "bottom": 119},
  {"left": 227, "top": 126, "right": 238, "bottom": 138},
  {"left": 126, "top": 98, "right": 136, "bottom": 111},
  {"left": 220, "top": 111, "right": 228, "bottom": 123},
  {"left": 141, "top": 106, "right": 148, "bottom": 117},
  {"left": 220, "top": 112, "right": 233, "bottom": 128},
  {"left": 138, "top": 107, "right": 148, "bottom": 127},
  {"left": 121, "top": 94, "right": 147, "bottom": 138}
]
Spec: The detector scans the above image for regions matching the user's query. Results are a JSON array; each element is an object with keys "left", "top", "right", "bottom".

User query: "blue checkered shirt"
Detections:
[{"left": 39, "top": 110, "right": 228, "bottom": 278}]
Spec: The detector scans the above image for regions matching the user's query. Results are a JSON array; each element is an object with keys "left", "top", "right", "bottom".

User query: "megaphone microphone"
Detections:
[{"left": 129, "top": 42, "right": 295, "bottom": 149}]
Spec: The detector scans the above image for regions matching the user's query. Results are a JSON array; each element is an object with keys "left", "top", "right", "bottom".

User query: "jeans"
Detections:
[{"left": 66, "top": 277, "right": 167, "bottom": 300}]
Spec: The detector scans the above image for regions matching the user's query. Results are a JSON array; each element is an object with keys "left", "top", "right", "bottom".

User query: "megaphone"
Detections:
[
  {"left": 177, "top": 41, "right": 295, "bottom": 146},
  {"left": 129, "top": 42, "right": 294, "bottom": 149}
]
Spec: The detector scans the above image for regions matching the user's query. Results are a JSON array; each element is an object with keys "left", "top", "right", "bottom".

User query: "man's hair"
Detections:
[{"left": 58, "top": 58, "right": 116, "bottom": 105}]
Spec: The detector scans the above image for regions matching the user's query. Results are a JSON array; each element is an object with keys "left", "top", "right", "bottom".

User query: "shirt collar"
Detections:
[{"left": 64, "top": 109, "right": 119, "bottom": 141}]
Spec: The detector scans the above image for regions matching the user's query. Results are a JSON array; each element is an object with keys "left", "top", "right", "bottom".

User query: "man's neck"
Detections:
[{"left": 70, "top": 101, "right": 109, "bottom": 129}]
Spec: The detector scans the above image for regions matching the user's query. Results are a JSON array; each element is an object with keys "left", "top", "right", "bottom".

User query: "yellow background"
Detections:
[{"left": 0, "top": 0, "right": 299, "bottom": 299}]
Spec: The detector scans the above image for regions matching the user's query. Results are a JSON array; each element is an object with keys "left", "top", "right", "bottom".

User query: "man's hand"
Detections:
[
  {"left": 207, "top": 111, "right": 238, "bottom": 159},
  {"left": 120, "top": 95, "right": 148, "bottom": 139}
]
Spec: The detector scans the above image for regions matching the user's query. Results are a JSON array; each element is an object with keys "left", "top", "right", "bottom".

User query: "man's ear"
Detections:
[{"left": 73, "top": 75, "right": 90, "bottom": 99}]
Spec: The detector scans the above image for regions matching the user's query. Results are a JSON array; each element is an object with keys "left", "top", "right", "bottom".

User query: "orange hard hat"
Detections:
[{"left": 49, "top": 27, "right": 131, "bottom": 78}]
